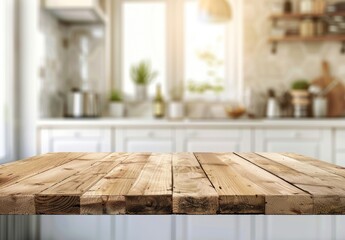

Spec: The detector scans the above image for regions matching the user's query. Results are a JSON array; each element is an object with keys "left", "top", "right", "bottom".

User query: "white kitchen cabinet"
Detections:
[
  {"left": 39, "top": 128, "right": 112, "bottom": 240},
  {"left": 40, "top": 216, "right": 112, "bottom": 240},
  {"left": 35, "top": 124, "right": 345, "bottom": 240},
  {"left": 113, "top": 216, "right": 174, "bottom": 240},
  {"left": 39, "top": 128, "right": 111, "bottom": 153},
  {"left": 254, "top": 128, "right": 332, "bottom": 163},
  {"left": 255, "top": 215, "right": 333, "bottom": 240},
  {"left": 115, "top": 128, "right": 175, "bottom": 152},
  {"left": 179, "top": 128, "right": 252, "bottom": 152},
  {"left": 175, "top": 216, "right": 252, "bottom": 240},
  {"left": 254, "top": 128, "right": 334, "bottom": 240}
]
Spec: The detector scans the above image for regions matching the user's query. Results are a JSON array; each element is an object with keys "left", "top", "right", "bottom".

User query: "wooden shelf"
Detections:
[
  {"left": 269, "top": 35, "right": 345, "bottom": 43},
  {"left": 270, "top": 12, "right": 345, "bottom": 20}
]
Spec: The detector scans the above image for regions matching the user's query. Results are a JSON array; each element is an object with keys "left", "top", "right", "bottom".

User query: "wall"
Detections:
[
  {"left": 243, "top": 0, "right": 345, "bottom": 96},
  {"left": 18, "top": 0, "right": 41, "bottom": 158}
]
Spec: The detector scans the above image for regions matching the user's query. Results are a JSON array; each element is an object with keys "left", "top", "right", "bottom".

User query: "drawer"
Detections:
[
  {"left": 263, "top": 129, "right": 321, "bottom": 139},
  {"left": 124, "top": 128, "right": 172, "bottom": 139},
  {"left": 50, "top": 129, "right": 110, "bottom": 138},
  {"left": 186, "top": 129, "right": 242, "bottom": 139},
  {"left": 336, "top": 130, "right": 345, "bottom": 150}
]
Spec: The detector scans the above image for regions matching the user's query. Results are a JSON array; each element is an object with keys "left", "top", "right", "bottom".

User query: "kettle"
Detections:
[{"left": 65, "top": 88, "right": 100, "bottom": 118}]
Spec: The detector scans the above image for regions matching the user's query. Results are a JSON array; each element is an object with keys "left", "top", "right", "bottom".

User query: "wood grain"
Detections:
[
  {"left": 0, "top": 152, "right": 345, "bottom": 215},
  {"left": 196, "top": 153, "right": 313, "bottom": 214},
  {"left": 81, "top": 153, "right": 151, "bottom": 214},
  {"left": 240, "top": 152, "right": 345, "bottom": 214},
  {"left": 126, "top": 153, "right": 172, "bottom": 214},
  {"left": 0, "top": 153, "right": 86, "bottom": 188},
  {"left": 172, "top": 153, "right": 218, "bottom": 214},
  {"left": 0, "top": 153, "right": 112, "bottom": 214}
]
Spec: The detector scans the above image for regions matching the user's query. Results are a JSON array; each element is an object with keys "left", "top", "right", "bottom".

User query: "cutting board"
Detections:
[{"left": 312, "top": 61, "right": 345, "bottom": 117}]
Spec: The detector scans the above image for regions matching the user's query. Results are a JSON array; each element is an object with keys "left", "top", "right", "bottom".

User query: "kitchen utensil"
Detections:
[
  {"left": 312, "top": 61, "right": 345, "bottom": 117},
  {"left": 312, "top": 96, "right": 328, "bottom": 117},
  {"left": 266, "top": 89, "right": 280, "bottom": 118},
  {"left": 65, "top": 88, "right": 100, "bottom": 118},
  {"left": 84, "top": 92, "right": 100, "bottom": 117},
  {"left": 66, "top": 88, "right": 84, "bottom": 118}
]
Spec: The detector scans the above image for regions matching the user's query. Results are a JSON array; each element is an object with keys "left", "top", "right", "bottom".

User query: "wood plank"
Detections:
[
  {"left": 0, "top": 153, "right": 86, "bottom": 189},
  {"left": 0, "top": 152, "right": 344, "bottom": 215},
  {"left": 239, "top": 152, "right": 345, "bottom": 214},
  {"left": 172, "top": 153, "right": 218, "bottom": 214},
  {"left": 195, "top": 153, "right": 313, "bottom": 214},
  {"left": 81, "top": 153, "right": 151, "bottom": 214},
  {"left": 282, "top": 153, "right": 345, "bottom": 178},
  {"left": 0, "top": 153, "right": 112, "bottom": 214},
  {"left": 126, "top": 153, "right": 172, "bottom": 214},
  {"left": 195, "top": 152, "right": 264, "bottom": 214},
  {"left": 36, "top": 153, "right": 129, "bottom": 214}
]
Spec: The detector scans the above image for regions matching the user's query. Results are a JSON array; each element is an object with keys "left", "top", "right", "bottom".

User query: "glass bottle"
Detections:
[{"left": 153, "top": 84, "right": 165, "bottom": 118}]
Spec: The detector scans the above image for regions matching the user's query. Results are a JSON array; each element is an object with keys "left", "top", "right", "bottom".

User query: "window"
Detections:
[
  {"left": 116, "top": 0, "right": 240, "bottom": 100},
  {"left": 0, "top": 0, "right": 15, "bottom": 163},
  {"left": 122, "top": 1, "right": 166, "bottom": 97},
  {"left": 184, "top": 1, "right": 227, "bottom": 100}
]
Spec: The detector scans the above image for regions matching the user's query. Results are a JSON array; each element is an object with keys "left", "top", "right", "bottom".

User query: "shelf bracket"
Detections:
[
  {"left": 341, "top": 41, "right": 345, "bottom": 54},
  {"left": 271, "top": 42, "right": 278, "bottom": 54}
]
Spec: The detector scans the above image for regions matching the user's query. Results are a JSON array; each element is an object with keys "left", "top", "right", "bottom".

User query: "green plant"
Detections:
[
  {"left": 291, "top": 80, "right": 310, "bottom": 90},
  {"left": 187, "top": 81, "right": 224, "bottom": 94},
  {"left": 110, "top": 89, "right": 123, "bottom": 102},
  {"left": 130, "top": 60, "right": 158, "bottom": 86}
]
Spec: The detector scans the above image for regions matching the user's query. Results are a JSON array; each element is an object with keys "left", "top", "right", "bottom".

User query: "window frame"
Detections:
[
  {"left": 112, "top": 0, "right": 242, "bottom": 101},
  {"left": 0, "top": 0, "right": 16, "bottom": 164}
]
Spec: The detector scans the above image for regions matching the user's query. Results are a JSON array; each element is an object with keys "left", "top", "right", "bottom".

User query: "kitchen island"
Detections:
[{"left": 1, "top": 152, "right": 344, "bottom": 215}]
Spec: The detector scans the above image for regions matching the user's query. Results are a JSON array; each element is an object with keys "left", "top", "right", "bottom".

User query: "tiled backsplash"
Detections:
[
  {"left": 39, "top": 10, "right": 106, "bottom": 117},
  {"left": 243, "top": 0, "right": 345, "bottom": 96}
]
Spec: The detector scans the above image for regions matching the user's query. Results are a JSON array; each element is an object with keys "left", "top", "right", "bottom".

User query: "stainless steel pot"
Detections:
[{"left": 65, "top": 88, "right": 100, "bottom": 118}]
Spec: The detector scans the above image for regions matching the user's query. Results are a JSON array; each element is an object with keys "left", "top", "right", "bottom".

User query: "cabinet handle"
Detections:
[
  {"left": 74, "top": 132, "right": 81, "bottom": 138},
  {"left": 294, "top": 132, "right": 302, "bottom": 138},
  {"left": 148, "top": 131, "right": 155, "bottom": 138}
]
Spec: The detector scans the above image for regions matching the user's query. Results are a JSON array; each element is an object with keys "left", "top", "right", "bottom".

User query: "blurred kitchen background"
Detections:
[{"left": 1, "top": 0, "right": 345, "bottom": 239}]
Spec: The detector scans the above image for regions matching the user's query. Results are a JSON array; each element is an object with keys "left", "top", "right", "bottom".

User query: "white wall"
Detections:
[{"left": 18, "top": 0, "right": 42, "bottom": 158}]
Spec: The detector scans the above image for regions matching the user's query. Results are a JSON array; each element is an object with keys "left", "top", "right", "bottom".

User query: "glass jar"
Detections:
[
  {"left": 300, "top": 0, "right": 313, "bottom": 13},
  {"left": 300, "top": 18, "right": 315, "bottom": 37}
]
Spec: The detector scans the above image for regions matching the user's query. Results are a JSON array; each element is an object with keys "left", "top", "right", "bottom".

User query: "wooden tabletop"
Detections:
[{"left": 0, "top": 152, "right": 345, "bottom": 215}]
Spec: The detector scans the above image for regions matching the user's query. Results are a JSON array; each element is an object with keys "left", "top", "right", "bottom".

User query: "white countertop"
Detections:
[{"left": 37, "top": 118, "right": 345, "bottom": 128}]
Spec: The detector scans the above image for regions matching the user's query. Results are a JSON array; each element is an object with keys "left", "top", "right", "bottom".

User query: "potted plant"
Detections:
[
  {"left": 290, "top": 80, "right": 310, "bottom": 118},
  {"left": 130, "top": 60, "right": 158, "bottom": 101},
  {"left": 109, "top": 89, "right": 125, "bottom": 118}
]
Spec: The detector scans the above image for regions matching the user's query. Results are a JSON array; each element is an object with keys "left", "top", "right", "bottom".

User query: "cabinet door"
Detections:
[
  {"left": 40, "top": 216, "right": 112, "bottom": 240},
  {"left": 174, "top": 215, "right": 252, "bottom": 240},
  {"left": 113, "top": 216, "right": 174, "bottom": 240},
  {"left": 255, "top": 215, "right": 333, "bottom": 240},
  {"left": 180, "top": 128, "right": 252, "bottom": 152},
  {"left": 40, "top": 128, "right": 112, "bottom": 153},
  {"left": 254, "top": 128, "right": 334, "bottom": 240},
  {"left": 115, "top": 128, "right": 175, "bottom": 152},
  {"left": 335, "top": 129, "right": 345, "bottom": 167},
  {"left": 254, "top": 129, "right": 332, "bottom": 163},
  {"left": 39, "top": 128, "right": 112, "bottom": 240}
]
